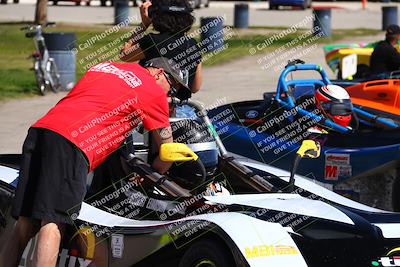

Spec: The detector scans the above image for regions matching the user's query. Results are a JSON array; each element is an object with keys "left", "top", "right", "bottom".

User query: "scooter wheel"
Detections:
[{"left": 34, "top": 68, "right": 47, "bottom": 96}]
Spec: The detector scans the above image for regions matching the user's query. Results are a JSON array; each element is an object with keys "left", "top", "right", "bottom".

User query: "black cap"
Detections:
[
  {"left": 143, "top": 57, "right": 191, "bottom": 100},
  {"left": 386, "top": 24, "right": 400, "bottom": 35}
]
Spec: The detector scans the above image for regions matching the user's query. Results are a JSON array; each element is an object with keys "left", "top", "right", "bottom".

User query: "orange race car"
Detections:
[{"left": 346, "top": 79, "right": 400, "bottom": 117}]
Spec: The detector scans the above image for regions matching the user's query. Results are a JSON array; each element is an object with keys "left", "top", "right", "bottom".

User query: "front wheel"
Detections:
[
  {"left": 34, "top": 60, "right": 46, "bottom": 95},
  {"left": 46, "top": 59, "right": 62, "bottom": 93},
  {"left": 354, "top": 64, "right": 370, "bottom": 79},
  {"left": 179, "top": 239, "right": 234, "bottom": 267}
]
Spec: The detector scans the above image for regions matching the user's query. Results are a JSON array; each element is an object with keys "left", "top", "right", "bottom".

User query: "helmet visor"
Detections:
[{"left": 320, "top": 99, "right": 353, "bottom": 116}]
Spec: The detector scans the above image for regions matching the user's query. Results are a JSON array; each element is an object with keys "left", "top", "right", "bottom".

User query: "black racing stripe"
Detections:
[{"left": 318, "top": 87, "right": 336, "bottom": 101}]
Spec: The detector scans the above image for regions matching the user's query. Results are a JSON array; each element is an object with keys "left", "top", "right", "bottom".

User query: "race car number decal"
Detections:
[
  {"left": 111, "top": 234, "right": 124, "bottom": 258},
  {"left": 324, "top": 153, "right": 352, "bottom": 181}
]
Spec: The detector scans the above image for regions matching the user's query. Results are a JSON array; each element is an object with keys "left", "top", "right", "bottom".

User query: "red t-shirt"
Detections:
[{"left": 33, "top": 62, "right": 169, "bottom": 171}]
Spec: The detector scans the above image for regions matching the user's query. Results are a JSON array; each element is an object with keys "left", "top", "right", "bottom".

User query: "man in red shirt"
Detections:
[{"left": 0, "top": 57, "right": 190, "bottom": 267}]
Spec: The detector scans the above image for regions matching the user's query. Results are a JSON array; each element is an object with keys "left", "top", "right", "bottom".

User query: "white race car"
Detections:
[{"left": 0, "top": 100, "right": 399, "bottom": 267}]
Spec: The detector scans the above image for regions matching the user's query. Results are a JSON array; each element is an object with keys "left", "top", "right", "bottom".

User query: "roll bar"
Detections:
[{"left": 274, "top": 64, "right": 399, "bottom": 132}]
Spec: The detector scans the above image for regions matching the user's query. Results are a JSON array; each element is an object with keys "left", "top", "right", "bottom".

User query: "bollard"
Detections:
[
  {"left": 313, "top": 8, "right": 331, "bottom": 37},
  {"left": 234, "top": 4, "right": 249, "bottom": 29},
  {"left": 200, "top": 17, "right": 224, "bottom": 53},
  {"left": 382, "top": 6, "right": 398, "bottom": 31},
  {"left": 114, "top": 0, "right": 130, "bottom": 26},
  {"left": 43, "top": 33, "right": 76, "bottom": 90}
]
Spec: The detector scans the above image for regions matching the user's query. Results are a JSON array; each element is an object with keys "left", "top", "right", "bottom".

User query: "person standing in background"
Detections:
[
  {"left": 370, "top": 24, "right": 400, "bottom": 76},
  {"left": 120, "top": 0, "right": 203, "bottom": 94}
]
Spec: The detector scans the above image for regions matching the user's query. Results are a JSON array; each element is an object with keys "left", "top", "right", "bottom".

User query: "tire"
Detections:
[
  {"left": 86, "top": 0, "right": 90, "bottom": 5},
  {"left": 47, "top": 59, "right": 62, "bottom": 93},
  {"left": 75, "top": 0, "right": 81, "bottom": 5},
  {"left": 337, "top": 69, "right": 342, "bottom": 79},
  {"left": 204, "top": 0, "right": 209, "bottom": 7},
  {"left": 13, "top": 0, "right": 19, "bottom": 3},
  {"left": 393, "top": 170, "right": 400, "bottom": 212},
  {"left": 354, "top": 64, "right": 370, "bottom": 79},
  {"left": 34, "top": 60, "right": 46, "bottom": 96},
  {"left": 100, "top": 0, "right": 106, "bottom": 6},
  {"left": 269, "top": 4, "right": 277, "bottom": 10},
  {"left": 53, "top": 0, "right": 58, "bottom": 5},
  {"left": 0, "top": 0, "right": 7, "bottom": 4},
  {"left": 179, "top": 239, "right": 234, "bottom": 267}
]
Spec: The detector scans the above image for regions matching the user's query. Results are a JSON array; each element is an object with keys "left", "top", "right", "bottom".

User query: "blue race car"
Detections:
[{"left": 208, "top": 62, "right": 400, "bottom": 211}]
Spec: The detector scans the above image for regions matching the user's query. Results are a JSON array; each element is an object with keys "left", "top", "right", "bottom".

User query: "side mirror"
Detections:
[
  {"left": 296, "top": 140, "right": 321, "bottom": 159},
  {"left": 160, "top": 143, "right": 198, "bottom": 162}
]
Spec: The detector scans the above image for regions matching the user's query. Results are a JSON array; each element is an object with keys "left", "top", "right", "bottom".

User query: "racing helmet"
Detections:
[
  {"left": 314, "top": 85, "right": 353, "bottom": 128},
  {"left": 168, "top": 119, "right": 218, "bottom": 190}
]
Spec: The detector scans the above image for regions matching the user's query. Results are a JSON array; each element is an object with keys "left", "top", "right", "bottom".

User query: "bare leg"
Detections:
[
  {"left": 0, "top": 217, "right": 40, "bottom": 267},
  {"left": 32, "top": 221, "right": 64, "bottom": 267}
]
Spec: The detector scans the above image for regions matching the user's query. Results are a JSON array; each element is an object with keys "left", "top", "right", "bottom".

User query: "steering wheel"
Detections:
[{"left": 165, "top": 157, "right": 207, "bottom": 194}]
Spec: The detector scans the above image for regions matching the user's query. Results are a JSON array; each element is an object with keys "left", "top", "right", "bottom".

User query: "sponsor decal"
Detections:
[
  {"left": 245, "top": 110, "right": 259, "bottom": 119},
  {"left": 324, "top": 153, "right": 352, "bottom": 181},
  {"left": 244, "top": 245, "right": 299, "bottom": 259},
  {"left": 372, "top": 247, "right": 400, "bottom": 266},
  {"left": 58, "top": 249, "right": 92, "bottom": 267},
  {"left": 88, "top": 62, "right": 142, "bottom": 89},
  {"left": 111, "top": 234, "right": 125, "bottom": 258}
]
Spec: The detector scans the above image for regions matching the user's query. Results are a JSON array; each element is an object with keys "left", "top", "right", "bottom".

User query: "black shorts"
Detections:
[{"left": 12, "top": 128, "right": 89, "bottom": 225}]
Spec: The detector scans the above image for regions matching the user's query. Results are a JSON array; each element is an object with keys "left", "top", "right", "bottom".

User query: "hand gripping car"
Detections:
[
  {"left": 208, "top": 62, "right": 400, "bottom": 211},
  {"left": 1, "top": 100, "right": 400, "bottom": 267}
]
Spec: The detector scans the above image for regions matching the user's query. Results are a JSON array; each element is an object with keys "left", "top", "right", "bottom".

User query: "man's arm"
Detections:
[
  {"left": 119, "top": 24, "right": 147, "bottom": 62},
  {"left": 151, "top": 126, "right": 173, "bottom": 174},
  {"left": 119, "top": 2, "right": 152, "bottom": 62}
]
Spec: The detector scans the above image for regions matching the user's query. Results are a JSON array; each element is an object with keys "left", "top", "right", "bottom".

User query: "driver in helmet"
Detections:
[
  {"left": 315, "top": 85, "right": 353, "bottom": 128},
  {"left": 308, "top": 84, "right": 354, "bottom": 140}
]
